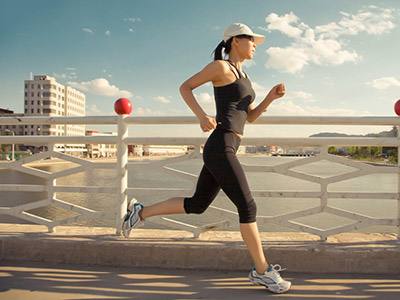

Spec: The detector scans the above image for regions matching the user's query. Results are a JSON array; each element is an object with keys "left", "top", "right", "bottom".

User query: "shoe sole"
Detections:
[
  {"left": 121, "top": 199, "right": 137, "bottom": 238},
  {"left": 249, "top": 277, "right": 291, "bottom": 294},
  {"left": 122, "top": 218, "right": 131, "bottom": 238},
  {"left": 127, "top": 198, "right": 136, "bottom": 212}
]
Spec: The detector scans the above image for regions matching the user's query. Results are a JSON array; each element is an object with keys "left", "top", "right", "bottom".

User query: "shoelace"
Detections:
[
  {"left": 269, "top": 264, "right": 286, "bottom": 273},
  {"left": 253, "top": 264, "right": 287, "bottom": 276},
  {"left": 266, "top": 264, "right": 287, "bottom": 283}
]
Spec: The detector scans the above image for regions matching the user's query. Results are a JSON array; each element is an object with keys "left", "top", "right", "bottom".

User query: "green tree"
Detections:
[{"left": 328, "top": 146, "right": 336, "bottom": 154}]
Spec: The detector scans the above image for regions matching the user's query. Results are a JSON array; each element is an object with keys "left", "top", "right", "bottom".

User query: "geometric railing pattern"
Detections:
[
  {"left": 252, "top": 147, "right": 398, "bottom": 240},
  {"left": 125, "top": 145, "right": 399, "bottom": 240},
  {"left": 0, "top": 115, "right": 399, "bottom": 241},
  {"left": 0, "top": 149, "right": 114, "bottom": 232}
]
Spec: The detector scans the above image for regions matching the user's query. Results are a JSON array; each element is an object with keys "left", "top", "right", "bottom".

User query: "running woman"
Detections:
[{"left": 122, "top": 23, "right": 290, "bottom": 294}]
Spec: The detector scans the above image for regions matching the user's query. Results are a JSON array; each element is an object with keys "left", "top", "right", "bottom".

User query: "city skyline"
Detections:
[{"left": 1, "top": 0, "right": 400, "bottom": 137}]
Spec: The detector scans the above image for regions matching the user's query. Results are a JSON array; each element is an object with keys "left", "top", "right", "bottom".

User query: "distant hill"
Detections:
[{"left": 309, "top": 126, "right": 397, "bottom": 138}]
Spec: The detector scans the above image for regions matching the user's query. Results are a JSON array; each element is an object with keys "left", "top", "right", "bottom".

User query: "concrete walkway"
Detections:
[
  {"left": 1, "top": 224, "right": 399, "bottom": 274},
  {"left": 1, "top": 261, "right": 400, "bottom": 300}
]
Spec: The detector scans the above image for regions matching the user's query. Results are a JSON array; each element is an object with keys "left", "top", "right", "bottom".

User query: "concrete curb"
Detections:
[{"left": 0, "top": 224, "right": 399, "bottom": 274}]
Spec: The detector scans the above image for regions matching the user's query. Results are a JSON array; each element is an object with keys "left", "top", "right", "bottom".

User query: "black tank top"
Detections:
[{"left": 214, "top": 60, "right": 255, "bottom": 135}]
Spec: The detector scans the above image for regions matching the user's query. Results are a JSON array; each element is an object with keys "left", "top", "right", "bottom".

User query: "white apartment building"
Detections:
[{"left": 24, "top": 75, "right": 86, "bottom": 154}]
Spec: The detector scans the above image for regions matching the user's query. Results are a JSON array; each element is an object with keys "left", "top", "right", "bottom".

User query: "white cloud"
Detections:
[
  {"left": 195, "top": 92, "right": 213, "bottom": 104},
  {"left": 82, "top": 27, "right": 94, "bottom": 34},
  {"left": 129, "top": 28, "right": 134, "bottom": 32},
  {"left": 243, "top": 60, "right": 256, "bottom": 68},
  {"left": 66, "top": 67, "right": 76, "bottom": 71},
  {"left": 86, "top": 104, "right": 103, "bottom": 116},
  {"left": 367, "top": 77, "right": 400, "bottom": 89},
  {"left": 53, "top": 71, "right": 77, "bottom": 81},
  {"left": 85, "top": 104, "right": 115, "bottom": 116},
  {"left": 193, "top": 92, "right": 215, "bottom": 115},
  {"left": 135, "top": 95, "right": 144, "bottom": 101},
  {"left": 101, "top": 69, "right": 112, "bottom": 78},
  {"left": 53, "top": 73, "right": 67, "bottom": 79},
  {"left": 264, "top": 6, "right": 395, "bottom": 73},
  {"left": 337, "top": 7, "right": 395, "bottom": 35},
  {"left": 315, "top": 8, "right": 395, "bottom": 38},
  {"left": 251, "top": 81, "right": 315, "bottom": 103},
  {"left": 123, "top": 17, "right": 142, "bottom": 23},
  {"left": 265, "top": 12, "right": 304, "bottom": 38},
  {"left": 68, "top": 78, "right": 133, "bottom": 98},
  {"left": 268, "top": 100, "right": 372, "bottom": 116},
  {"left": 134, "top": 107, "right": 185, "bottom": 116},
  {"left": 88, "top": 104, "right": 101, "bottom": 113},
  {"left": 285, "top": 91, "right": 314, "bottom": 102},
  {"left": 251, "top": 81, "right": 267, "bottom": 97},
  {"left": 153, "top": 96, "right": 171, "bottom": 104},
  {"left": 266, "top": 47, "right": 310, "bottom": 74},
  {"left": 135, "top": 107, "right": 162, "bottom": 116},
  {"left": 105, "top": 30, "right": 111, "bottom": 36}
]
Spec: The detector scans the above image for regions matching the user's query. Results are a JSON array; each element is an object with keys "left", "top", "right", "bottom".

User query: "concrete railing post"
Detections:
[
  {"left": 115, "top": 115, "right": 129, "bottom": 235},
  {"left": 48, "top": 143, "right": 56, "bottom": 233},
  {"left": 397, "top": 125, "right": 400, "bottom": 241}
]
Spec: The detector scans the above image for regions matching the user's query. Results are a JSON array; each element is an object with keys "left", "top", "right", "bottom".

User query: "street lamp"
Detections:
[{"left": 4, "top": 129, "right": 15, "bottom": 161}]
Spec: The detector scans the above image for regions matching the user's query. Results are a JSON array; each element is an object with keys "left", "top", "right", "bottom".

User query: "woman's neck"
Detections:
[{"left": 227, "top": 57, "right": 244, "bottom": 71}]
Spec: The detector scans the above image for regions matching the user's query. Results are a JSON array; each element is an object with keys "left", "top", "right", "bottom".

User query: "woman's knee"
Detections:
[
  {"left": 238, "top": 198, "right": 257, "bottom": 223},
  {"left": 183, "top": 196, "right": 209, "bottom": 215}
]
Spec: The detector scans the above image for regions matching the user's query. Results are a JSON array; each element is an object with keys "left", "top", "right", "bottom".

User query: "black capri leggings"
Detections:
[{"left": 183, "top": 127, "right": 257, "bottom": 223}]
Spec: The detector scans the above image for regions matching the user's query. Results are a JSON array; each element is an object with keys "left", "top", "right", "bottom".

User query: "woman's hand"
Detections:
[
  {"left": 267, "top": 83, "right": 286, "bottom": 101},
  {"left": 199, "top": 115, "right": 217, "bottom": 132}
]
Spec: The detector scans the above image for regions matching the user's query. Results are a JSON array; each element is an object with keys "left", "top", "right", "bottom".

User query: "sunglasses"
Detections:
[{"left": 234, "top": 34, "right": 255, "bottom": 42}]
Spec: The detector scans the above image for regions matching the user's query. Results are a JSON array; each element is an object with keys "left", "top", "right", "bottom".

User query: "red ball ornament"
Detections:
[
  {"left": 114, "top": 98, "right": 133, "bottom": 115},
  {"left": 395, "top": 99, "right": 400, "bottom": 116}
]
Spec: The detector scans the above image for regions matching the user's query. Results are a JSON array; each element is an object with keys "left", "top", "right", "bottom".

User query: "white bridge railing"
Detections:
[{"left": 0, "top": 115, "right": 399, "bottom": 241}]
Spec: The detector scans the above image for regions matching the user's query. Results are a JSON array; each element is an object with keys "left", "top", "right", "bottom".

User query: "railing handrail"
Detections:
[
  {"left": 1, "top": 115, "right": 399, "bottom": 125},
  {"left": 0, "top": 136, "right": 397, "bottom": 147}
]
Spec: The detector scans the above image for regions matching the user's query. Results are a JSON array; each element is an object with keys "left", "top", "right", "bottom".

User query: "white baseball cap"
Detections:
[{"left": 223, "top": 23, "right": 265, "bottom": 45}]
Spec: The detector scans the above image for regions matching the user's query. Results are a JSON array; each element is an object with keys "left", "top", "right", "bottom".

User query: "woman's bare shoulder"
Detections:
[
  {"left": 212, "top": 59, "right": 229, "bottom": 69},
  {"left": 204, "top": 60, "right": 228, "bottom": 72}
]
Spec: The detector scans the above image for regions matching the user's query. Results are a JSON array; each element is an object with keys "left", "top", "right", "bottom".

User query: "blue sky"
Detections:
[{"left": 1, "top": 0, "right": 400, "bottom": 137}]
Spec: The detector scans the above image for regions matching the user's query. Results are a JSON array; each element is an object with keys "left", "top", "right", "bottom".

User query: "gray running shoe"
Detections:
[
  {"left": 249, "top": 264, "right": 291, "bottom": 294},
  {"left": 122, "top": 198, "right": 144, "bottom": 238}
]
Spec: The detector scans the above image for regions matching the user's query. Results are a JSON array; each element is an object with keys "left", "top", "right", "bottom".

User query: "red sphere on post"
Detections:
[
  {"left": 395, "top": 99, "right": 400, "bottom": 116},
  {"left": 114, "top": 98, "right": 133, "bottom": 115}
]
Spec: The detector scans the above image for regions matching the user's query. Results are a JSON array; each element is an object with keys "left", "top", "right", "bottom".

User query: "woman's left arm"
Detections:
[{"left": 247, "top": 83, "right": 285, "bottom": 123}]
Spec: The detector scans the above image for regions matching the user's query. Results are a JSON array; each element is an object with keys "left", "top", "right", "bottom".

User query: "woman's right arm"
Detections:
[{"left": 179, "top": 61, "right": 224, "bottom": 132}]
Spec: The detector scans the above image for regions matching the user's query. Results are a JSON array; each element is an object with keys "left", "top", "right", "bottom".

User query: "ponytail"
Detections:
[{"left": 211, "top": 38, "right": 233, "bottom": 61}]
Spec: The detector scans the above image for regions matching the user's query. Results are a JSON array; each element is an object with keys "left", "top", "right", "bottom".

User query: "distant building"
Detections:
[
  {"left": 24, "top": 75, "right": 86, "bottom": 154},
  {"left": 281, "top": 146, "right": 320, "bottom": 156},
  {"left": 85, "top": 130, "right": 117, "bottom": 158},
  {"left": 237, "top": 145, "right": 246, "bottom": 154},
  {"left": 128, "top": 144, "right": 144, "bottom": 156},
  {"left": 142, "top": 145, "right": 188, "bottom": 156},
  {"left": 245, "top": 145, "right": 257, "bottom": 153},
  {"left": 0, "top": 108, "right": 14, "bottom": 114},
  {"left": 0, "top": 108, "right": 24, "bottom": 135}
]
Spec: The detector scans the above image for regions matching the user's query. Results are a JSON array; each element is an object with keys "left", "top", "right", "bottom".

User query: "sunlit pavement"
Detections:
[{"left": 1, "top": 261, "right": 399, "bottom": 300}]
